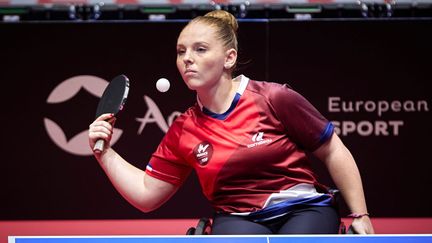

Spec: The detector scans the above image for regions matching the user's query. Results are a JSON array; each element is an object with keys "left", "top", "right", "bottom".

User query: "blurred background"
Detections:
[{"left": 1, "top": 0, "right": 431, "bottom": 240}]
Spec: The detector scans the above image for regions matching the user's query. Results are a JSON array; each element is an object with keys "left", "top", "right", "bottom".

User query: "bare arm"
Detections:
[
  {"left": 313, "top": 132, "right": 374, "bottom": 234},
  {"left": 89, "top": 113, "right": 178, "bottom": 212}
]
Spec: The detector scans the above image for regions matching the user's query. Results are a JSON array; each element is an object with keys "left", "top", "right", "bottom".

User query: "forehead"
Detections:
[{"left": 177, "top": 21, "right": 219, "bottom": 46}]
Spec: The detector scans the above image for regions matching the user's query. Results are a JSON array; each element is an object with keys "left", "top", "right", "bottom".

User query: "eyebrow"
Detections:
[{"left": 177, "top": 41, "right": 210, "bottom": 48}]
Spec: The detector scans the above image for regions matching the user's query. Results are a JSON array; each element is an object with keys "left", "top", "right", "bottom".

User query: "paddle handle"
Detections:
[{"left": 93, "top": 139, "right": 105, "bottom": 153}]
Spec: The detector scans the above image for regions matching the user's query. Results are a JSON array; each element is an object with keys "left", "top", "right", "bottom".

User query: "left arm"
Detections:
[{"left": 313, "top": 132, "right": 375, "bottom": 234}]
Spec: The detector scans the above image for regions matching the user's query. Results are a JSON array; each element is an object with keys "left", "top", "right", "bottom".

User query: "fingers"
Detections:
[
  {"left": 88, "top": 113, "right": 116, "bottom": 148},
  {"left": 89, "top": 123, "right": 112, "bottom": 139},
  {"left": 352, "top": 225, "right": 365, "bottom": 234},
  {"left": 95, "top": 113, "right": 115, "bottom": 122},
  {"left": 351, "top": 217, "right": 374, "bottom": 234}
]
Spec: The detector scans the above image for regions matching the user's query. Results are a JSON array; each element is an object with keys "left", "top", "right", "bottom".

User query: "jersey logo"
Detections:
[
  {"left": 193, "top": 141, "right": 213, "bottom": 166},
  {"left": 197, "top": 143, "right": 210, "bottom": 153},
  {"left": 247, "top": 131, "right": 272, "bottom": 148},
  {"left": 252, "top": 132, "right": 264, "bottom": 142}
]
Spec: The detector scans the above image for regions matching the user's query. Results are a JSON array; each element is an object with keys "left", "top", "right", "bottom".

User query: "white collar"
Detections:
[{"left": 197, "top": 74, "right": 250, "bottom": 110}]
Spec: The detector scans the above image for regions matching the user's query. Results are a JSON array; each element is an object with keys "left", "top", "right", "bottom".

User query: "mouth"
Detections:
[
  {"left": 184, "top": 69, "right": 198, "bottom": 77},
  {"left": 184, "top": 69, "right": 196, "bottom": 74}
]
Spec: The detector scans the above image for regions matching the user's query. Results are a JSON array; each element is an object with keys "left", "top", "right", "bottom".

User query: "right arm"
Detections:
[{"left": 89, "top": 113, "right": 178, "bottom": 212}]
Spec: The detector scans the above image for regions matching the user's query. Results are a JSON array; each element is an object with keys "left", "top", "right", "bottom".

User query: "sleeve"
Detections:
[
  {"left": 146, "top": 120, "right": 192, "bottom": 186},
  {"left": 268, "top": 83, "right": 334, "bottom": 151}
]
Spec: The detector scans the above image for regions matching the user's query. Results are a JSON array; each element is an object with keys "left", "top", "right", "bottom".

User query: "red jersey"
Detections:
[{"left": 146, "top": 75, "right": 334, "bottom": 213}]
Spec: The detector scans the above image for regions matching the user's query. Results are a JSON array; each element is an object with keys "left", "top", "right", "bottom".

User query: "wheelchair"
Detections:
[
  {"left": 186, "top": 189, "right": 356, "bottom": 235},
  {"left": 186, "top": 217, "right": 212, "bottom": 235},
  {"left": 186, "top": 217, "right": 354, "bottom": 235}
]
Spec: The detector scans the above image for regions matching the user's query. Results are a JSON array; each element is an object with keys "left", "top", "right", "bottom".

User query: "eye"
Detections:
[
  {"left": 176, "top": 48, "right": 185, "bottom": 56},
  {"left": 196, "top": 47, "right": 207, "bottom": 53}
]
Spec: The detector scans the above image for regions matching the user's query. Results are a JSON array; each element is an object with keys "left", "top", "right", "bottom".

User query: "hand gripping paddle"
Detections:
[{"left": 93, "top": 74, "right": 130, "bottom": 153}]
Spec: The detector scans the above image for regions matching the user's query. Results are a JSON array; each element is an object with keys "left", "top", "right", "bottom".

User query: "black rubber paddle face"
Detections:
[{"left": 95, "top": 74, "right": 130, "bottom": 119}]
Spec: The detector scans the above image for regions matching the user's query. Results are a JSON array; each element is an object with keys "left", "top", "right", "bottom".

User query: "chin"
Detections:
[{"left": 183, "top": 78, "right": 203, "bottom": 91}]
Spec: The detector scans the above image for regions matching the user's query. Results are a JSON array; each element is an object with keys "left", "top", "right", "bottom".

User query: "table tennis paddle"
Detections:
[{"left": 93, "top": 74, "right": 130, "bottom": 153}]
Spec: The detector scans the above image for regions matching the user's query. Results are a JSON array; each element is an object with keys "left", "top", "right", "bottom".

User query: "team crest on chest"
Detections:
[{"left": 193, "top": 141, "right": 213, "bottom": 166}]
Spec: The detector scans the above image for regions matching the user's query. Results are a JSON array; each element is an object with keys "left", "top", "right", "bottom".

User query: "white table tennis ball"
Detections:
[{"left": 156, "top": 78, "right": 170, "bottom": 92}]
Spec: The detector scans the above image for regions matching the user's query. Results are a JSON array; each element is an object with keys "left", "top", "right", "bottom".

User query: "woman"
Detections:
[{"left": 88, "top": 10, "right": 374, "bottom": 234}]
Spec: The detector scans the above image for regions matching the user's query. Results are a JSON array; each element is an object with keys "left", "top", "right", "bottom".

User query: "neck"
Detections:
[{"left": 197, "top": 74, "right": 239, "bottom": 114}]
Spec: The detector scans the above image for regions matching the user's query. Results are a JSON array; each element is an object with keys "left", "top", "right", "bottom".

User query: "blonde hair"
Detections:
[{"left": 188, "top": 10, "right": 238, "bottom": 51}]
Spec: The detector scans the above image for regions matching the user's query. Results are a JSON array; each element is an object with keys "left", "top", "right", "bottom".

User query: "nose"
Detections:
[{"left": 182, "top": 50, "right": 193, "bottom": 65}]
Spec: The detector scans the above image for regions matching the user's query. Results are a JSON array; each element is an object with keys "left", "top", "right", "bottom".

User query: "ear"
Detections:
[{"left": 224, "top": 48, "right": 237, "bottom": 70}]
